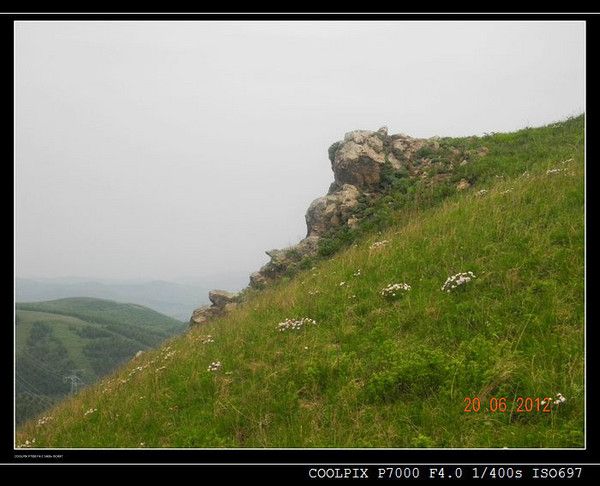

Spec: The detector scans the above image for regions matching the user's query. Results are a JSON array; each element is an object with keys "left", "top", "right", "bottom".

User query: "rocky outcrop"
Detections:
[
  {"left": 208, "top": 289, "right": 237, "bottom": 308},
  {"left": 190, "top": 289, "right": 239, "bottom": 327},
  {"left": 389, "top": 133, "right": 427, "bottom": 164},
  {"left": 327, "top": 128, "right": 428, "bottom": 193},
  {"left": 190, "top": 125, "right": 488, "bottom": 323},
  {"left": 190, "top": 305, "right": 216, "bottom": 326},
  {"left": 248, "top": 126, "right": 430, "bottom": 288},
  {"left": 305, "top": 184, "right": 361, "bottom": 237},
  {"left": 249, "top": 235, "right": 320, "bottom": 288},
  {"left": 330, "top": 129, "right": 388, "bottom": 189}
]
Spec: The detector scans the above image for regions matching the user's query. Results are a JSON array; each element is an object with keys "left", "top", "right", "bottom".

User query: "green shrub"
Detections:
[
  {"left": 414, "top": 144, "right": 438, "bottom": 160},
  {"left": 366, "top": 347, "right": 451, "bottom": 402},
  {"left": 410, "top": 433, "right": 437, "bottom": 447},
  {"left": 328, "top": 141, "right": 342, "bottom": 163}
]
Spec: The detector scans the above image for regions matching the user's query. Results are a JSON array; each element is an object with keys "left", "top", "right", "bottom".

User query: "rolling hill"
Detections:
[
  {"left": 16, "top": 116, "right": 584, "bottom": 448},
  {"left": 16, "top": 275, "right": 250, "bottom": 321},
  {"left": 15, "top": 297, "right": 186, "bottom": 425}
]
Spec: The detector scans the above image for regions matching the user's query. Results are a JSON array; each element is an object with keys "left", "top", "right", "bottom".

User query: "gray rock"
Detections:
[
  {"left": 343, "top": 129, "right": 375, "bottom": 143},
  {"left": 190, "top": 305, "right": 216, "bottom": 326},
  {"left": 305, "top": 184, "right": 360, "bottom": 237},
  {"left": 347, "top": 216, "right": 360, "bottom": 229},
  {"left": 391, "top": 136, "right": 426, "bottom": 162},
  {"left": 208, "top": 289, "right": 238, "bottom": 308},
  {"left": 456, "top": 179, "right": 471, "bottom": 191},
  {"left": 249, "top": 271, "right": 268, "bottom": 288},
  {"left": 248, "top": 235, "right": 322, "bottom": 289},
  {"left": 332, "top": 140, "right": 386, "bottom": 189},
  {"left": 189, "top": 290, "right": 239, "bottom": 327}
]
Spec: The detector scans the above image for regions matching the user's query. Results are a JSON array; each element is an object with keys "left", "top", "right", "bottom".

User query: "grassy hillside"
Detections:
[
  {"left": 17, "top": 116, "right": 584, "bottom": 448},
  {"left": 15, "top": 298, "right": 186, "bottom": 425}
]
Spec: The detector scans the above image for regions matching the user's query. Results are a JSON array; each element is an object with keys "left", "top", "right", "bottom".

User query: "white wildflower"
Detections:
[
  {"left": 370, "top": 240, "right": 390, "bottom": 250},
  {"left": 339, "top": 281, "right": 346, "bottom": 286},
  {"left": 541, "top": 393, "right": 567, "bottom": 408},
  {"left": 353, "top": 269, "right": 362, "bottom": 277},
  {"left": 84, "top": 408, "right": 97, "bottom": 416},
  {"left": 547, "top": 167, "right": 567, "bottom": 175},
  {"left": 128, "top": 365, "right": 145, "bottom": 377},
  {"left": 17, "top": 438, "right": 36, "bottom": 448},
  {"left": 201, "top": 335, "right": 214, "bottom": 344},
  {"left": 476, "top": 189, "right": 488, "bottom": 197},
  {"left": 277, "top": 317, "right": 317, "bottom": 332},
  {"left": 441, "top": 271, "right": 476, "bottom": 292},
  {"left": 555, "top": 392, "right": 567, "bottom": 405},
  {"left": 207, "top": 361, "right": 222, "bottom": 372},
  {"left": 36, "top": 416, "right": 53, "bottom": 426},
  {"left": 380, "top": 282, "right": 411, "bottom": 299}
]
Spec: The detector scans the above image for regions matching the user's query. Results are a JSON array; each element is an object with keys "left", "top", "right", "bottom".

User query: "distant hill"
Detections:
[
  {"left": 15, "top": 297, "right": 186, "bottom": 425},
  {"left": 16, "top": 274, "right": 249, "bottom": 321}
]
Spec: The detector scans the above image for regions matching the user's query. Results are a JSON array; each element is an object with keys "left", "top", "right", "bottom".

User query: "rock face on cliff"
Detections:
[
  {"left": 305, "top": 184, "right": 361, "bottom": 237},
  {"left": 208, "top": 289, "right": 237, "bottom": 308},
  {"left": 190, "top": 289, "right": 239, "bottom": 327},
  {"left": 247, "top": 126, "right": 432, "bottom": 289},
  {"left": 190, "top": 125, "right": 485, "bottom": 325}
]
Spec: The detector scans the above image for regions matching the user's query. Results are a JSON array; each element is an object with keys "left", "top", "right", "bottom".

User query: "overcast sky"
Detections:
[{"left": 15, "top": 21, "right": 585, "bottom": 284}]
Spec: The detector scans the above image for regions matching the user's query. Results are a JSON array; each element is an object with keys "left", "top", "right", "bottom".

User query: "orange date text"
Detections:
[{"left": 463, "top": 396, "right": 553, "bottom": 413}]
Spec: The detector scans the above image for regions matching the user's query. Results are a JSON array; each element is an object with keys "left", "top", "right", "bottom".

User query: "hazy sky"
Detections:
[{"left": 15, "top": 21, "right": 585, "bottom": 283}]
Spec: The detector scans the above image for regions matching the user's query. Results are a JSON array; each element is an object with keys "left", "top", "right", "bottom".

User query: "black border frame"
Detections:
[{"left": 3, "top": 11, "right": 595, "bottom": 469}]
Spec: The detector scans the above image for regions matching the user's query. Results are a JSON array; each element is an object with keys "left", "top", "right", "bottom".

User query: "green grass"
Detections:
[{"left": 16, "top": 116, "right": 584, "bottom": 448}]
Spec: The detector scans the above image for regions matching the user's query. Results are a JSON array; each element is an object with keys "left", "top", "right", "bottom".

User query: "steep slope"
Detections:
[
  {"left": 16, "top": 117, "right": 584, "bottom": 448},
  {"left": 15, "top": 298, "right": 186, "bottom": 425}
]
